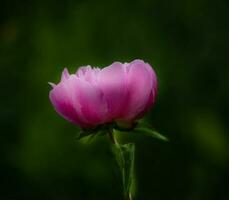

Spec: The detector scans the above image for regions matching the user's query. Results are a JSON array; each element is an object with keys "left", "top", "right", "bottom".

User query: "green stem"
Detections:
[
  {"left": 109, "top": 131, "right": 117, "bottom": 144},
  {"left": 109, "top": 130, "right": 135, "bottom": 200}
]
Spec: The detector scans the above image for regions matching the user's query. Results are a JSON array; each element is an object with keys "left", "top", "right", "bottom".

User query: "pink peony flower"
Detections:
[{"left": 49, "top": 59, "right": 157, "bottom": 128}]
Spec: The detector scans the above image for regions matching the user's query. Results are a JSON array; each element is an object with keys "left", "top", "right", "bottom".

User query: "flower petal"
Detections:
[
  {"left": 67, "top": 76, "right": 108, "bottom": 125},
  {"left": 61, "top": 68, "right": 70, "bottom": 82},
  {"left": 144, "top": 66, "right": 158, "bottom": 108},
  {"left": 97, "top": 62, "right": 127, "bottom": 120},
  {"left": 76, "top": 65, "right": 100, "bottom": 85},
  {"left": 49, "top": 80, "right": 87, "bottom": 127},
  {"left": 120, "top": 59, "right": 154, "bottom": 120},
  {"left": 76, "top": 66, "right": 91, "bottom": 77}
]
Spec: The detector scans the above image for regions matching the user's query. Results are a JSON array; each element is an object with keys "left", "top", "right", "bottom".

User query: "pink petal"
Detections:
[
  {"left": 50, "top": 74, "right": 108, "bottom": 127},
  {"left": 120, "top": 59, "right": 154, "bottom": 120},
  {"left": 138, "top": 62, "right": 158, "bottom": 118},
  {"left": 76, "top": 66, "right": 91, "bottom": 77},
  {"left": 76, "top": 65, "right": 100, "bottom": 85},
  {"left": 145, "top": 66, "right": 158, "bottom": 107},
  {"left": 97, "top": 62, "right": 127, "bottom": 120},
  {"left": 61, "top": 68, "right": 70, "bottom": 82},
  {"left": 49, "top": 80, "right": 87, "bottom": 127},
  {"left": 68, "top": 77, "right": 108, "bottom": 125}
]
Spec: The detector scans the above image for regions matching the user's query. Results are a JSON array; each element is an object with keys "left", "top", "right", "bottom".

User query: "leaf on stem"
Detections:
[
  {"left": 75, "top": 124, "right": 111, "bottom": 144},
  {"left": 134, "top": 126, "right": 169, "bottom": 142}
]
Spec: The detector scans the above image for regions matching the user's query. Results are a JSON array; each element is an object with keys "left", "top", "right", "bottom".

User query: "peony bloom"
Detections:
[{"left": 49, "top": 59, "right": 157, "bottom": 128}]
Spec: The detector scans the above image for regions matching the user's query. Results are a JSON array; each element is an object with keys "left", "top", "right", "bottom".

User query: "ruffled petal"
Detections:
[
  {"left": 76, "top": 65, "right": 99, "bottom": 85},
  {"left": 76, "top": 66, "right": 91, "bottom": 77},
  {"left": 61, "top": 68, "right": 70, "bottom": 82}
]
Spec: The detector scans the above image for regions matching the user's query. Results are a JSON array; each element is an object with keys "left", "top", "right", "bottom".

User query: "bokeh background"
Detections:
[{"left": 1, "top": 0, "right": 229, "bottom": 199}]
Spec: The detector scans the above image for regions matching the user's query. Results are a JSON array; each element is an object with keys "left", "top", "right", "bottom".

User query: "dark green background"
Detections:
[{"left": 1, "top": 0, "right": 229, "bottom": 199}]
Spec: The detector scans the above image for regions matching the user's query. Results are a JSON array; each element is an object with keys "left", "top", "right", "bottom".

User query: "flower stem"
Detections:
[
  {"left": 109, "top": 130, "right": 135, "bottom": 200},
  {"left": 109, "top": 131, "right": 117, "bottom": 144}
]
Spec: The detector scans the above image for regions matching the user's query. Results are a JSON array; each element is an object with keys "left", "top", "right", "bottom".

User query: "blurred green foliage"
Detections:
[{"left": 1, "top": 0, "right": 229, "bottom": 199}]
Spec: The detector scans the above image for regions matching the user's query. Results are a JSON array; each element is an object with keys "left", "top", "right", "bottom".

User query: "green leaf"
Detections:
[
  {"left": 75, "top": 124, "right": 111, "bottom": 143},
  {"left": 76, "top": 130, "right": 94, "bottom": 140},
  {"left": 134, "top": 127, "right": 169, "bottom": 142},
  {"left": 77, "top": 133, "right": 98, "bottom": 144},
  {"left": 112, "top": 142, "right": 135, "bottom": 199}
]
